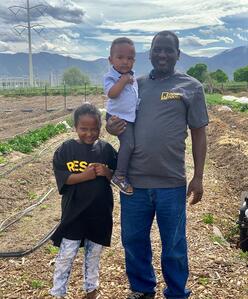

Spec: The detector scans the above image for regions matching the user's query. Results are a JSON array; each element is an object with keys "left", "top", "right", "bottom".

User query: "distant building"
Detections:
[{"left": 0, "top": 77, "right": 47, "bottom": 89}]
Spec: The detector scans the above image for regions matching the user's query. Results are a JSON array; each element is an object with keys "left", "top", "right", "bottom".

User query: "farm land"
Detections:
[{"left": 0, "top": 93, "right": 248, "bottom": 299}]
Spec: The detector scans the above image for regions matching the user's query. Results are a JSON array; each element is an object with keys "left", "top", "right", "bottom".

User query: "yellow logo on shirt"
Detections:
[
  {"left": 66, "top": 161, "right": 107, "bottom": 172},
  {"left": 160, "top": 92, "right": 182, "bottom": 101}
]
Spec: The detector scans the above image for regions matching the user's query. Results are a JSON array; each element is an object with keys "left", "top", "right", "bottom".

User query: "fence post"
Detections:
[
  {"left": 84, "top": 83, "right": 87, "bottom": 102},
  {"left": 45, "top": 85, "right": 48, "bottom": 111},
  {"left": 64, "top": 83, "right": 67, "bottom": 110}
]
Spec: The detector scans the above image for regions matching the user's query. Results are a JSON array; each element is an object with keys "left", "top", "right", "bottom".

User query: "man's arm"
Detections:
[{"left": 187, "top": 126, "right": 207, "bottom": 205}]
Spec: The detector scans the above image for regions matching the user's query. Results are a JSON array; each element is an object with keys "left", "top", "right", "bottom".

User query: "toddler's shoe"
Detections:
[{"left": 111, "top": 175, "right": 133, "bottom": 195}]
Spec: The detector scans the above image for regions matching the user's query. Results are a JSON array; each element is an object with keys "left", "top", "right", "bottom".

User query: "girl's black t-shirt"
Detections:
[{"left": 51, "top": 139, "right": 117, "bottom": 247}]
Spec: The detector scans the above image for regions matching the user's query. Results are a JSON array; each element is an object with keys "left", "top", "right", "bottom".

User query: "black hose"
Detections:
[{"left": 0, "top": 223, "right": 59, "bottom": 258}]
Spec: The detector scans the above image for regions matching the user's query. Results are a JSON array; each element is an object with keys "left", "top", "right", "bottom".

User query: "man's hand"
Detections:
[
  {"left": 106, "top": 115, "right": 126, "bottom": 136},
  {"left": 187, "top": 177, "right": 203, "bottom": 205}
]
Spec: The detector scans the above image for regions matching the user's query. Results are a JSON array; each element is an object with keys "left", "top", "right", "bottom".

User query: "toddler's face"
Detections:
[
  {"left": 75, "top": 114, "right": 100, "bottom": 144},
  {"left": 109, "top": 43, "right": 135, "bottom": 74}
]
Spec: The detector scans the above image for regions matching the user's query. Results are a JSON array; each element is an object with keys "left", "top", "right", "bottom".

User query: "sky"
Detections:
[{"left": 0, "top": 0, "right": 247, "bottom": 60}]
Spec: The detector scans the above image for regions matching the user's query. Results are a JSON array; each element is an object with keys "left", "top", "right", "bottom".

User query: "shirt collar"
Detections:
[
  {"left": 110, "top": 66, "right": 135, "bottom": 78},
  {"left": 149, "top": 69, "right": 176, "bottom": 80}
]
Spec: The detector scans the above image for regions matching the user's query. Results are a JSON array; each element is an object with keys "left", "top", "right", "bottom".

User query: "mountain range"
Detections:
[{"left": 0, "top": 46, "right": 247, "bottom": 84}]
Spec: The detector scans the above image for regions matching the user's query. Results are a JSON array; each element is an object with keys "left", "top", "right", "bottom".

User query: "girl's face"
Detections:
[
  {"left": 75, "top": 114, "right": 100, "bottom": 144},
  {"left": 109, "top": 43, "right": 135, "bottom": 74}
]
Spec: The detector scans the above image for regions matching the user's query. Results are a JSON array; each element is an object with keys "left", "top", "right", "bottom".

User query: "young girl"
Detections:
[
  {"left": 104, "top": 37, "right": 139, "bottom": 196},
  {"left": 50, "top": 103, "right": 117, "bottom": 299}
]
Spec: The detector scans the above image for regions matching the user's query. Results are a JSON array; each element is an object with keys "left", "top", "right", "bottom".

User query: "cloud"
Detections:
[
  {"left": 188, "top": 46, "right": 229, "bottom": 57},
  {"left": 235, "top": 33, "right": 248, "bottom": 42},
  {"left": 99, "top": 14, "right": 224, "bottom": 32},
  {"left": 217, "top": 36, "right": 234, "bottom": 44},
  {"left": 0, "top": 41, "right": 11, "bottom": 52},
  {"left": 180, "top": 36, "right": 219, "bottom": 48},
  {"left": 44, "top": 4, "right": 85, "bottom": 24}
]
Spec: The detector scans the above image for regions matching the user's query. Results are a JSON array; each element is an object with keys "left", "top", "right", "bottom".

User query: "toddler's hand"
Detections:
[{"left": 120, "top": 73, "right": 134, "bottom": 84}]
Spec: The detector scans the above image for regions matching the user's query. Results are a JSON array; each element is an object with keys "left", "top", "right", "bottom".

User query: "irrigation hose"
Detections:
[
  {"left": 0, "top": 188, "right": 55, "bottom": 232},
  {"left": 0, "top": 223, "right": 59, "bottom": 258}
]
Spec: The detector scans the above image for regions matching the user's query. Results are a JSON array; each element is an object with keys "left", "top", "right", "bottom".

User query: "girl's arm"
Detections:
[
  {"left": 66, "top": 166, "right": 96, "bottom": 185},
  {"left": 108, "top": 74, "right": 133, "bottom": 98}
]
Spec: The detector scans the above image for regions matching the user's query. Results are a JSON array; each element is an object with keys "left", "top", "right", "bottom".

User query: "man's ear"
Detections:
[
  {"left": 177, "top": 49, "right": 180, "bottom": 60},
  {"left": 108, "top": 56, "right": 112, "bottom": 64}
]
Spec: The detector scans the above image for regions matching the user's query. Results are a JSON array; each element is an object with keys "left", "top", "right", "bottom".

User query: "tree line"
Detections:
[
  {"left": 63, "top": 65, "right": 248, "bottom": 90},
  {"left": 187, "top": 64, "right": 248, "bottom": 84}
]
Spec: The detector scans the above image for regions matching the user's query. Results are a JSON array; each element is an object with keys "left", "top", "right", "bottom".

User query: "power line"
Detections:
[{"left": 8, "top": 0, "right": 47, "bottom": 86}]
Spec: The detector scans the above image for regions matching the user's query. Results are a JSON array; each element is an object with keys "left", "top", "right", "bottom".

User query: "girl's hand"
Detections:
[
  {"left": 85, "top": 165, "right": 97, "bottom": 180},
  {"left": 91, "top": 163, "right": 113, "bottom": 181}
]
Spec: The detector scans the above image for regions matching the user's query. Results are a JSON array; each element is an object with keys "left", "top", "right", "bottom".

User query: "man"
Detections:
[{"left": 107, "top": 31, "right": 208, "bottom": 299}]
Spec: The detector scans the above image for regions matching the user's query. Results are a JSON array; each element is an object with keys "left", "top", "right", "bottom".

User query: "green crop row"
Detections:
[
  {"left": 206, "top": 94, "right": 248, "bottom": 112},
  {"left": 0, "top": 85, "right": 104, "bottom": 97},
  {"left": 0, "top": 123, "right": 67, "bottom": 155}
]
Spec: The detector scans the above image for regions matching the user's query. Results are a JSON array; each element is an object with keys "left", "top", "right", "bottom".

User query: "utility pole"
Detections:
[
  {"left": 9, "top": 1, "right": 46, "bottom": 87},
  {"left": 27, "top": 0, "right": 33, "bottom": 87}
]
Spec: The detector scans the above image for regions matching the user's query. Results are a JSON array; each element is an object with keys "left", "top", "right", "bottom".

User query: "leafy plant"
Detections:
[
  {"left": 30, "top": 279, "right": 44, "bottom": 289},
  {"left": 198, "top": 277, "right": 209, "bottom": 286},
  {"left": 28, "top": 191, "right": 37, "bottom": 201},
  {"left": 238, "top": 250, "right": 248, "bottom": 261},
  {"left": 202, "top": 213, "right": 214, "bottom": 225},
  {"left": 0, "top": 123, "right": 67, "bottom": 155},
  {"left": 211, "top": 235, "right": 226, "bottom": 245},
  {"left": 45, "top": 244, "right": 59, "bottom": 255}
]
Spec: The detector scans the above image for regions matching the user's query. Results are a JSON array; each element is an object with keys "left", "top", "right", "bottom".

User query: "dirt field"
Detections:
[{"left": 0, "top": 95, "right": 248, "bottom": 299}]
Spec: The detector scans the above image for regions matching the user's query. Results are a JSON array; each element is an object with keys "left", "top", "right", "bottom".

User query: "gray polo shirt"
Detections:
[{"left": 128, "top": 70, "right": 209, "bottom": 188}]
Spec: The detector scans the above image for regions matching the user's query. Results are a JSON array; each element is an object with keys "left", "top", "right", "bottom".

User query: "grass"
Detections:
[
  {"left": 202, "top": 213, "right": 214, "bottom": 225},
  {"left": 211, "top": 235, "right": 226, "bottom": 245},
  {"left": 45, "top": 244, "right": 59, "bottom": 255},
  {"left": 0, "top": 155, "right": 6, "bottom": 164},
  {"left": 28, "top": 191, "right": 37, "bottom": 201},
  {"left": 238, "top": 250, "right": 248, "bottom": 261},
  {"left": 206, "top": 93, "right": 248, "bottom": 112},
  {"left": 30, "top": 279, "right": 44, "bottom": 289},
  {"left": 0, "top": 123, "right": 67, "bottom": 155}
]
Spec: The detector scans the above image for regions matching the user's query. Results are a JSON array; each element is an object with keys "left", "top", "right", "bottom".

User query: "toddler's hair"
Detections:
[
  {"left": 110, "top": 37, "right": 134, "bottom": 56},
  {"left": 73, "top": 103, "right": 102, "bottom": 128}
]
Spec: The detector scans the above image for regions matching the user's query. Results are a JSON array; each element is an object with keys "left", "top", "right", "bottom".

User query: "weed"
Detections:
[
  {"left": 0, "top": 156, "right": 6, "bottom": 164},
  {"left": 211, "top": 235, "right": 226, "bottom": 245},
  {"left": 45, "top": 244, "right": 59, "bottom": 255},
  {"left": 40, "top": 204, "right": 48, "bottom": 210},
  {"left": 198, "top": 277, "right": 209, "bottom": 285},
  {"left": 239, "top": 250, "right": 248, "bottom": 261},
  {"left": 30, "top": 279, "right": 44, "bottom": 289},
  {"left": 28, "top": 191, "right": 37, "bottom": 200},
  {"left": 202, "top": 213, "right": 214, "bottom": 224},
  {"left": 224, "top": 224, "right": 239, "bottom": 241}
]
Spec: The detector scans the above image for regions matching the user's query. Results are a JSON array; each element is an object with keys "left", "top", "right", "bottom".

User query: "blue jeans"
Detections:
[{"left": 120, "top": 187, "right": 191, "bottom": 299}]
